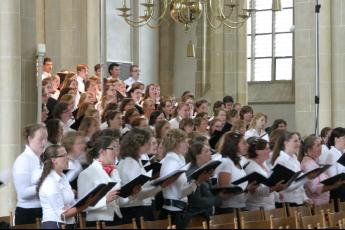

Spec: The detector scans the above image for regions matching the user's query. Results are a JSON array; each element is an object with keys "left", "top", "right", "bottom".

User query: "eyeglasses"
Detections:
[{"left": 105, "top": 147, "right": 117, "bottom": 151}]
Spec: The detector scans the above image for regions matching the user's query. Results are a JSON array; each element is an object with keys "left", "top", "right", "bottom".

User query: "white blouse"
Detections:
[
  {"left": 217, "top": 157, "right": 248, "bottom": 209},
  {"left": 245, "top": 160, "right": 275, "bottom": 211},
  {"left": 244, "top": 129, "right": 269, "bottom": 142},
  {"left": 160, "top": 152, "right": 197, "bottom": 212},
  {"left": 78, "top": 160, "right": 125, "bottom": 222},
  {"left": 12, "top": 145, "right": 42, "bottom": 209},
  {"left": 273, "top": 151, "right": 308, "bottom": 205},
  {"left": 325, "top": 146, "right": 345, "bottom": 177},
  {"left": 117, "top": 157, "right": 161, "bottom": 207},
  {"left": 39, "top": 171, "right": 75, "bottom": 224},
  {"left": 66, "top": 158, "right": 83, "bottom": 183},
  {"left": 318, "top": 145, "right": 331, "bottom": 165},
  {"left": 169, "top": 117, "right": 181, "bottom": 129}
]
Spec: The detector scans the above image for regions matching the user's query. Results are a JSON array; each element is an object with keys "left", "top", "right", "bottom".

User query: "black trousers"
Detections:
[
  {"left": 15, "top": 207, "right": 42, "bottom": 225},
  {"left": 120, "top": 206, "right": 154, "bottom": 227},
  {"left": 41, "top": 222, "right": 75, "bottom": 229},
  {"left": 158, "top": 209, "right": 184, "bottom": 226}
]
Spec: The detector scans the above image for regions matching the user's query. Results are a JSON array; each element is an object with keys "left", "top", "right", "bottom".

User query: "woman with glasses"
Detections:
[
  {"left": 78, "top": 135, "right": 124, "bottom": 227},
  {"left": 53, "top": 102, "right": 74, "bottom": 134},
  {"left": 37, "top": 145, "right": 92, "bottom": 229}
]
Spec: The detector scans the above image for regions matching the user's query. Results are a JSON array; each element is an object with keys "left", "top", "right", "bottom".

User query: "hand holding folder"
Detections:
[{"left": 118, "top": 175, "right": 151, "bottom": 198}]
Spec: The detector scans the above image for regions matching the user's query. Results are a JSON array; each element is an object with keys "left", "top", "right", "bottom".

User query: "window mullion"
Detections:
[
  {"left": 251, "top": 0, "right": 256, "bottom": 81},
  {"left": 272, "top": 9, "right": 276, "bottom": 81}
]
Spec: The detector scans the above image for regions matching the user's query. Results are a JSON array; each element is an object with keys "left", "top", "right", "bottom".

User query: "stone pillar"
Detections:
[
  {"left": 0, "top": 0, "right": 22, "bottom": 216},
  {"left": 294, "top": 0, "right": 332, "bottom": 136},
  {"left": 87, "top": 0, "right": 101, "bottom": 72},
  {"left": 331, "top": 0, "right": 345, "bottom": 127}
]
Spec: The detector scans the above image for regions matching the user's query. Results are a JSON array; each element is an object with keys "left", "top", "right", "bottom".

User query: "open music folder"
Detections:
[
  {"left": 72, "top": 182, "right": 117, "bottom": 208},
  {"left": 118, "top": 175, "right": 152, "bottom": 198},
  {"left": 187, "top": 160, "right": 222, "bottom": 181}
]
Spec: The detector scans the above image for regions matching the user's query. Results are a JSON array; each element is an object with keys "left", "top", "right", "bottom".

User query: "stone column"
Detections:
[
  {"left": 0, "top": 0, "right": 22, "bottom": 216},
  {"left": 87, "top": 0, "right": 101, "bottom": 71},
  {"left": 294, "top": 0, "right": 332, "bottom": 136},
  {"left": 331, "top": 0, "right": 345, "bottom": 127}
]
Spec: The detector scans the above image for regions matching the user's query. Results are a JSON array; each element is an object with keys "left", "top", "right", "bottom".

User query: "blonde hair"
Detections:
[
  {"left": 162, "top": 129, "right": 187, "bottom": 154},
  {"left": 59, "top": 94, "right": 74, "bottom": 105},
  {"left": 248, "top": 112, "right": 267, "bottom": 130}
]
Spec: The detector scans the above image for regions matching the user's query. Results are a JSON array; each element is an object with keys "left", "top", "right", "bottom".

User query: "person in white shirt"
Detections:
[
  {"left": 76, "top": 64, "right": 88, "bottom": 93},
  {"left": 42, "top": 57, "right": 53, "bottom": 79},
  {"left": 325, "top": 127, "right": 345, "bottom": 202},
  {"left": 169, "top": 103, "right": 190, "bottom": 129},
  {"left": 53, "top": 102, "right": 75, "bottom": 134},
  {"left": 159, "top": 129, "right": 210, "bottom": 226},
  {"left": 13, "top": 124, "right": 48, "bottom": 225},
  {"left": 318, "top": 127, "right": 333, "bottom": 165},
  {"left": 38, "top": 145, "right": 92, "bottom": 229},
  {"left": 118, "top": 129, "right": 175, "bottom": 225},
  {"left": 61, "top": 131, "right": 86, "bottom": 191},
  {"left": 271, "top": 131, "right": 311, "bottom": 207},
  {"left": 245, "top": 138, "right": 285, "bottom": 211},
  {"left": 245, "top": 112, "right": 269, "bottom": 142},
  {"left": 78, "top": 135, "right": 125, "bottom": 227},
  {"left": 216, "top": 132, "right": 257, "bottom": 214},
  {"left": 124, "top": 65, "right": 142, "bottom": 88}
]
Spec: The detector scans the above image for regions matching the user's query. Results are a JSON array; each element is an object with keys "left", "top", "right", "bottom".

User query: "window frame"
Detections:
[{"left": 247, "top": 1, "right": 294, "bottom": 82}]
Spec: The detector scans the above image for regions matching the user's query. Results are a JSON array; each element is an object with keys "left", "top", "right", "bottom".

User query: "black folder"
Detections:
[
  {"left": 232, "top": 164, "right": 302, "bottom": 187},
  {"left": 118, "top": 175, "right": 151, "bottom": 198},
  {"left": 187, "top": 160, "right": 222, "bottom": 181},
  {"left": 0, "top": 181, "right": 3, "bottom": 186},
  {"left": 72, "top": 182, "right": 117, "bottom": 208},
  {"left": 296, "top": 164, "right": 332, "bottom": 182},
  {"left": 211, "top": 186, "right": 244, "bottom": 195},
  {"left": 337, "top": 154, "right": 345, "bottom": 167},
  {"left": 144, "top": 162, "right": 162, "bottom": 175},
  {"left": 151, "top": 169, "right": 187, "bottom": 186},
  {"left": 320, "top": 173, "right": 345, "bottom": 186}
]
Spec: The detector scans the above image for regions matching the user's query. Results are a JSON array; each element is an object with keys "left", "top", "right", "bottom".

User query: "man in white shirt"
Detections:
[
  {"left": 106, "top": 63, "right": 121, "bottom": 81},
  {"left": 42, "top": 57, "right": 53, "bottom": 79},
  {"left": 76, "top": 64, "right": 88, "bottom": 93},
  {"left": 124, "top": 64, "right": 142, "bottom": 88}
]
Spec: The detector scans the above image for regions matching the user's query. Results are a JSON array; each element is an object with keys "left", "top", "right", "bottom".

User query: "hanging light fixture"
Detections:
[
  {"left": 117, "top": 0, "right": 282, "bottom": 30},
  {"left": 272, "top": 0, "right": 282, "bottom": 11},
  {"left": 187, "top": 40, "right": 196, "bottom": 58}
]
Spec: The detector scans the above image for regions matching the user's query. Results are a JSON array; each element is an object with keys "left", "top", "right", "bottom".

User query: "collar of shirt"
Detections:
[
  {"left": 330, "top": 146, "right": 343, "bottom": 155},
  {"left": 23, "top": 145, "right": 40, "bottom": 159},
  {"left": 279, "top": 150, "right": 297, "bottom": 161},
  {"left": 165, "top": 152, "right": 186, "bottom": 165},
  {"left": 49, "top": 170, "right": 64, "bottom": 184}
]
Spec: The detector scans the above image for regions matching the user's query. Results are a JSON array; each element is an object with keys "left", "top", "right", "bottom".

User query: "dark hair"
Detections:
[
  {"left": 88, "top": 129, "right": 121, "bottom": 150},
  {"left": 218, "top": 132, "right": 243, "bottom": 166},
  {"left": 186, "top": 142, "right": 205, "bottom": 164},
  {"left": 127, "top": 84, "right": 142, "bottom": 98},
  {"left": 226, "top": 109, "right": 239, "bottom": 120},
  {"left": 94, "top": 63, "right": 101, "bottom": 72},
  {"left": 120, "top": 128, "right": 151, "bottom": 160},
  {"left": 87, "top": 136, "right": 114, "bottom": 164},
  {"left": 101, "top": 102, "right": 119, "bottom": 123},
  {"left": 130, "top": 64, "right": 139, "bottom": 73},
  {"left": 239, "top": 105, "right": 253, "bottom": 120},
  {"left": 327, "top": 127, "right": 345, "bottom": 148},
  {"left": 23, "top": 123, "right": 46, "bottom": 143},
  {"left": 37, "top": 145, "right": 64, "bottom": 193},
  {"left": 270, "top": 119, "right": 287, "bottom": 131},
  {"left": 320, "top": 127, "right": 332, "bottom": 145},
  {"left": 46, "top": 119, "right": 62, "bottom": 144},
  {"left": 213, "top": 101, "right": 224, "bottom": 114},
  {"left": 194, "top": 117, "right": 208, "bottom": 127},
  {"left": 155, "top": 120, "right": 170, "bottom": 140},
  {"left": 43, "top": 57, "right": 52, "bottom": 65},
  {"left": 195, "top": 99, "right": 208, "bottom": 109},
  {"left": 223, "top": 95, "right": 234, "bottom": 104},
  {"left": 247, "top": 138, "right": 268, "bottom": 159},
  {"left": 195, "top": 112, "right": 208, "bottom": 120},
  {"left": 58, "top": 87, "right": 72, "bottom": 101},
  {"left": 149, "top": 110, "right": 164, "bottom": 126},
  {"left": 269, "top": 129, "right": 285, "bottom": 150},
  {"left": 124, "top": 108, "right": 139, "bottom": 124},
  {"left": 271, "top": 131, "right": 299, "bottom": 165},
  {"left": 119, "top": 98, "right": 135, "bottom": 113},
  {"left": 53, "top": 102, "right": 69, "bottom": 119},
  {"left": 179, "top": 118, "right": 194, "bottom": 130},
  {"left": 132, "top": 117, "right": 147, "bottom": 127},
  {"left": 108, "top": 63, "right": 120, "bottom": 75},
  {"left": 104, "top": 110, "right": 122, "bottom": 126}
]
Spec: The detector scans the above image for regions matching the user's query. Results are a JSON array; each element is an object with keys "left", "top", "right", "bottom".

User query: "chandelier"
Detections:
[{"left": 117, "top": 0, "right": 282, "bottom": 30}]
